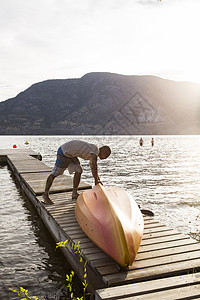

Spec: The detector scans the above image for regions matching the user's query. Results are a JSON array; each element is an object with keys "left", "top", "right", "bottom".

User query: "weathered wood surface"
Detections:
[
  {"left": 2, "top": 149, "right": 200, "bottom": 298},
  {"left": 5, "top": 152, "right": 91, "bottom": 194},
  {"left": 95, "top": 273, "right": 200, "bottom": 300},
  {"left": 21, "top": 172, "right": 91, "bottom": 195},
  {"left": 39, "top": 192, "right": 200, "bottom": 286},
  {"left": 7, "top": 155, "right": 52, "bottom": 173},
  {"left": 0, "top": 149, "right": 42, "bottom": 162},
  {"left": 0, "top": 149, "right": 41, "bottom": 156}
]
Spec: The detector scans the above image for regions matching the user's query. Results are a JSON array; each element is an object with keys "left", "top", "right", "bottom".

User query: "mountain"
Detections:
[{"left": 0, "top": 72, "right": 200, "bottom": 135}]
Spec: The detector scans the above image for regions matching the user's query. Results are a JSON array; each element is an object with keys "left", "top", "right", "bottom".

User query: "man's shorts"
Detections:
[{"left": 51, "top": 146, "right": 82, "bottom": 177}]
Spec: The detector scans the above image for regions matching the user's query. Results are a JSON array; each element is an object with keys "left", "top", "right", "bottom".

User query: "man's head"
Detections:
[{"left": 98, "top": 146, "right": 111, "bottom": 159}]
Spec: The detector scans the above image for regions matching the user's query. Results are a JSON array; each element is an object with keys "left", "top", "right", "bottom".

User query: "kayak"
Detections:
[{"left": 75, "top": 184, "right": 144, "bottom": 266}]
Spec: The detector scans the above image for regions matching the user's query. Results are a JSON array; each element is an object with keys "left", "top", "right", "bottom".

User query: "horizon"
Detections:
[{"left": 1, "top": 0, "right": 200, "bottom": 102}]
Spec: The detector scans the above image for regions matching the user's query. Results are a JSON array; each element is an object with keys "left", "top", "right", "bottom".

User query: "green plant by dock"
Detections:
[
  {"left": 9, "top": 286, "right": 38, "bottom": 300},
  {"left": 56, "top": 239, "right": 90, "bottom": 300},
  {"left": 9, "top": 240, "right": 90, "bottom": 300}
]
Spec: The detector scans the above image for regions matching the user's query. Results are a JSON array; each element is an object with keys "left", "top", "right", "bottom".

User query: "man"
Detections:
[{"left": 42, "top": 140, "right": 111, "bottom": 204}]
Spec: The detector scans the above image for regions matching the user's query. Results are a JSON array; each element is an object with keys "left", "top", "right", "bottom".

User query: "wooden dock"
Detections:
[{"left": 1, "top": 149, "right": 200, "bottom": 299}]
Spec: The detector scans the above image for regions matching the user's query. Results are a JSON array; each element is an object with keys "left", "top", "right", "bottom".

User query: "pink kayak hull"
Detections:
[{"left": 75, "top": 184, "right": 144, "bottom": 266}]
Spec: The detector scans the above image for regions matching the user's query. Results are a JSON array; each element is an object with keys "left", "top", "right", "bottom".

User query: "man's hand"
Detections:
[{"left": 95, "top": 179, "right": 103, "bottom": 185}]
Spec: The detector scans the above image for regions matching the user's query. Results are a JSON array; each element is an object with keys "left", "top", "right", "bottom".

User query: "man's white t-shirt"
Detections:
[{"left": 61, "top": 140, "right": 99, "bottom": 160}]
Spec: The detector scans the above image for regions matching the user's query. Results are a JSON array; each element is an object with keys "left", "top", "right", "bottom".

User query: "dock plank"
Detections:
[
  {"left": 0, "top": 149, "right": 42, "bottom": 162},
  {"left": 21, "top": 173, "right": 91, "bottom": 195},
  {"left": 142, "top": 229, "right": 176, "bottom": 239},
  {"left": 103, "top": 259, "right": 200, "bottom": 285},
  {"left": 0, "top": 149, "right": 41, "bottom": 157},
  {"left": 139, "top": 237, "right": 198, "bottom": 252},
  {"left": 95, "top": 273, "right": 200, "bottom": 300},
  {"left": 130, "top": 250, "right": 200, "bottom": 269},
  {"left": 128, "top": 284, "right": 200, "bottom": 300},
  {"left": 6, "top": 154, "right": 39, "bottom": 161},
  {"left": 139, "top": 234, "right": 190, "bottom": 246},
  {"left": 135, "top": 243, "right": 200, "bottom": 260},
  {"left": 8, "top": 155, "right": 51, "bottom": 173}
]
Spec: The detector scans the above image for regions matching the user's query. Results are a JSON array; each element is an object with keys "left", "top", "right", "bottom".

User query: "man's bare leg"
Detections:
[
  {"left": 72, "top": 172, "right": 81, "bottom": 199},
  {"left": 42, "top": 174, "right": 55, "bottom": 204}
]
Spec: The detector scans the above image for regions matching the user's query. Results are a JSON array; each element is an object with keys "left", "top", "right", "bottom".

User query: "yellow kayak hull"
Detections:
[{"left": 75, "top": 184, "right": 144, "bottom": 266}]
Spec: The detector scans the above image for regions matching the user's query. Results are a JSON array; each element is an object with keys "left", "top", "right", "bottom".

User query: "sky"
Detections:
[{"left": 1, "top": 0, "right": 200, "bottom": 102}]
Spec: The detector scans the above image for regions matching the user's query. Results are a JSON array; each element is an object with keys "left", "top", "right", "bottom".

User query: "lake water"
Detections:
[{"left": 0, "top": 135, "right": 200, "bottom": 299}]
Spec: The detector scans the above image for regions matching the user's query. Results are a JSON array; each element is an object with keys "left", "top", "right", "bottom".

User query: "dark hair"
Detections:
[{"left": 102, "top": 145, "right": 111, "bottom": 157}]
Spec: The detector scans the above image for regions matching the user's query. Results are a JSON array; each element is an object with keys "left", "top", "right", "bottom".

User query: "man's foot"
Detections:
[
  {"left": 42, "top": 194, "right": 55, "bottom": 205},
  {"left": 72, "top": 192, "right": 79, "bottom": 200}
]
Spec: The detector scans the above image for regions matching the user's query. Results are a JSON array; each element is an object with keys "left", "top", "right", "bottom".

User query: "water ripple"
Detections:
[{"left": 0, "top": 135, "right": 200, "bottom": 298}]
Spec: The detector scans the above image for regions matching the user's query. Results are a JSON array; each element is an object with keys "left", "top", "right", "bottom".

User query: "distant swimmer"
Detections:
[
  {"left": 139, "top": 138, "right": 144, "bottom": 146},
  {"left": 151, "top": 138, "right": 154, "bottom": 146}
]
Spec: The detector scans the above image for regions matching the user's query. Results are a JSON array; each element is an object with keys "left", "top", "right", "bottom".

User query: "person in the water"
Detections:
[{"left": 139, "top": 138, "right": 144, "bottom": 146}]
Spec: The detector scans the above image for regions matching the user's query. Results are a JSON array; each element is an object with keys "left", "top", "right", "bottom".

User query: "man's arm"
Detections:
[{"left": 90, "top": 154, "right": 102, "bottom": 185}]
